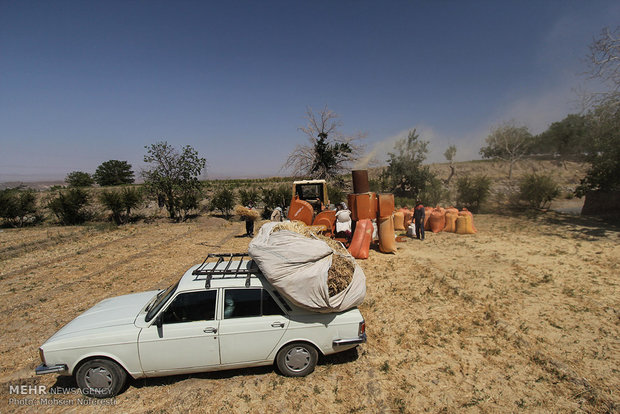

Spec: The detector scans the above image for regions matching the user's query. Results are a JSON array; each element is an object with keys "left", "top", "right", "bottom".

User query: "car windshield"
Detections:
[{"left": 145, "top": 281, "right": 179, "bottom": 323}]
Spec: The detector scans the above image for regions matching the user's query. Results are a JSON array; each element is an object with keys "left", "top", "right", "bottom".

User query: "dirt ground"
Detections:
[{"left": 0, "top": 213, "right": 618, "bottom": 413}]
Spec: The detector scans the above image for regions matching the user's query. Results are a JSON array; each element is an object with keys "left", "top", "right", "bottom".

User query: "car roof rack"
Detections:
[{"left": 192, "top": 253, "right": 259, "bottom": 289}]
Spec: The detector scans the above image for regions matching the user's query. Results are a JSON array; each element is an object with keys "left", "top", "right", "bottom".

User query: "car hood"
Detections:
[{"left": 48, "top": 291, "right": 157, "bottom": 340}]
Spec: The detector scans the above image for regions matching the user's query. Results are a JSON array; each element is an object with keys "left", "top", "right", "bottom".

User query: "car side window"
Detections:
[
  {"left": 262, "top": 289, "right": 285, "bottom": 316},
  {"left": 162, "top": 290, "right": 216, "bottom": 324},
  {"left": 224, "top": 289, "right": 284, "bottom": 319}
]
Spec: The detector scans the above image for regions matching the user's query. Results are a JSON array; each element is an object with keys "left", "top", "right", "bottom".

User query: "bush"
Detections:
[
  {"left": 238, "top": 188, "right": 261, "bottom": 207},
  {"left": 66, "top": 171, "right": 94, "bottom": 187},
  {"left": 456, "top": 175, "right": 491, "bottom": 213},
  {"left": 419, "top": 176, "right": 447, "bottom": 207},
  {"left": 99, "top": 187, "right": 143, "bottom": 224},
  {"left": 518, "top": 173, "right": 559, "bottom": 209},
  {"left": 0, "top": 188, "right": 38, "bottom": 227},
  {"left": 210, "top": 187, "right": 235, "bottom": 219},
  {"left": 261, "top": 185, "right": 291, "bottom": 219},
  {"left": 48, "top": 188, "right": 91, "bottom": 225}
]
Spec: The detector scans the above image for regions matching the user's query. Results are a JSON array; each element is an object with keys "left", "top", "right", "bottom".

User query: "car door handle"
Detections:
[
  {"left": 203, "top": 327, "right": 217, "bottom": 334},
  {"left": 271, "top": 322, "right": 285, "bottom": 328}
]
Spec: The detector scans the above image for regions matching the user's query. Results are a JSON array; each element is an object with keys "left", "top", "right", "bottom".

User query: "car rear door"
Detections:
[
  {"left": 218, "top": 288, "right": 289, "bottom": 364},
  {"left": 138, "top": 290, "right": 220, "bottom": 375}
]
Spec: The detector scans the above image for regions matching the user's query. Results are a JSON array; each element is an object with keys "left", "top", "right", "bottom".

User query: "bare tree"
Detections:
[
  {"left": 583, "top": 26, "right": 620, "bottom": 108},
  {"left": 480, "top": 121, "right": 533, "bottom": 180},
  {"left": 443, "top": 145, "right": 457, "bottom": 185},
  {"left": 283, "top": 106, "right": 365, "bottom": 182}
]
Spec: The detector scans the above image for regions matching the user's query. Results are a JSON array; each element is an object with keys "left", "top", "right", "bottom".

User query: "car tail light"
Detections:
[
  {"left": 39, "top": 348, "right": 46, "bottom": 365},
  {"left": 358, "top": 321, "right": 365, "bottom": 336}
]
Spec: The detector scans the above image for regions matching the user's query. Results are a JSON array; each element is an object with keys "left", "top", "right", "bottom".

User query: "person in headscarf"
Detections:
[
  {"left": 270, "top": 206, "right": 283, "bottom": 222},
  {"left": 335, "top": 202, "right": 352, "bottom": 240}
]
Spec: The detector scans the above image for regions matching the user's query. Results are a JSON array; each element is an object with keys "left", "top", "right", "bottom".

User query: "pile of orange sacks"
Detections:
[{"left": 393, "top": 207, "right": 476, "bottom": 235}]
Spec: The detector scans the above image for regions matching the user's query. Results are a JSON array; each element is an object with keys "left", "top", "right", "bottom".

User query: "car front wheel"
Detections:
[
  {"left": 75, "top": 358, "right": 127, "bottom": 398},
  {"left": 276, "top": 342, "right": 318, "bottom": 377}
]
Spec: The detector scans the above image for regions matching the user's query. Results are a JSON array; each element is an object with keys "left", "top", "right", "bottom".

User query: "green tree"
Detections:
[
  {"left": 519, "top": 173, "right": 560, "bottom": 209},
  {"left": 456, "top": 175, "right": 491, "bottom": 213},
  {"left": 210, "top": 187, "right": 235, "bottom": 219},
  {"left": 575, "top": 99, "right": 620, "bottom": 196},
  {"left": 238, "top": 188, "right": 261, "bottom": 207},
  {"left": 48, "top": 188, "right": 91, "bottom": 225},
  {"left": 93, "top": 160, "right": 135, "bottom": 186},
  {"left": 532, "top": 114, "right": 588, "bottom": 161},
  {"left": 99, "top": 187, "right": 143, "bottom": 225},
  {"left": 382, "top": 129, "right": 435, "bottom": 199},
  {"left": 283, "top": 106, "right": 364, "bottom": 184},
  {"left": 142, "top": 141, "right": 206, "bottom": 221},
  {"left": 66, "top": 171, "right": 94, "bottom": 187},
  {"left": 0, "top": 187, "right": 38, "bottom": 227},
  {"left": 480, "top": 121, "right": 533, "bottom": 179}
]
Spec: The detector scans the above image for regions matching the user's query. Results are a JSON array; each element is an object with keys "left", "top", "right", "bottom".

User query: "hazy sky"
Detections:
[{"left": 1, "top": 1, "right": 618, "bottom": 181}]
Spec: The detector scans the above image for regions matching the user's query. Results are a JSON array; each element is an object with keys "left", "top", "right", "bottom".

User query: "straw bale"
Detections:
[{"left": 235, "top": 205, "right": 260, "bottom": 221}]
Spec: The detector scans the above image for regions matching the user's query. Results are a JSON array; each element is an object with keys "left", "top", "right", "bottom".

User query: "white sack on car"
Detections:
[{"left": 248, "top": 222, "right": 366, "bottom": 313}]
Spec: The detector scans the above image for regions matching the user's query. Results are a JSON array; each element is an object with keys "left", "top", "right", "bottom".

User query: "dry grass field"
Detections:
[{"left": 0, "top": 212, "right": 618, "bottom": 413}]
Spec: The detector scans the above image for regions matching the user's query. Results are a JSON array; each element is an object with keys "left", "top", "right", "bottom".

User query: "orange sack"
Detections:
[
  {"left": 378, "top": 215, "right": 397, "bottom": 253},
  {"left": 458, "top": 208, "right": 477, "bottom": 233},
  {"left": 429, "top": 209, "right": 445, "bottom": 233},
  {"left": 455, "top": 215, "right": 475, "bottom": 234},
  {"left": 444, "top": 212, "right": 458, "bottom": 232},
  {"left": 348, "top": 219, "right": 373, "bottom": 259},
  {"left": 393, "top": 211, "right": 405, "bottom": 231},
  {"left": 378, "top": 194, "right": 395, "bottom": 218},
  {"left": 424, "top": 207, "right": 433, "bottom": 230},
  {"left": 403, "top": 209, "right": 413, "bottom": 227}
]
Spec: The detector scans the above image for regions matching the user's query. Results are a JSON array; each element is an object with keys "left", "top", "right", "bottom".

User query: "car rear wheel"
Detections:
[
  {"left": 75, "top": 358, "right": 127, "bottom": 398},
  {"left": 276, "top": 342, "right": 318, "bottom": 377}
]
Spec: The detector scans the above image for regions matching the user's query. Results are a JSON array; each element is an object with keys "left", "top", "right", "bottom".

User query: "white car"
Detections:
[{"left": 36, "top": 253, "right": 366, "bottom": 398}]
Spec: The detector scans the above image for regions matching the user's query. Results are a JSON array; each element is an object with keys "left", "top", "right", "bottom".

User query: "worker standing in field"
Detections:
[
  {"left": 414, "top": 200, "right": 425, "bottom": 241},
  {"left": 245, "top": 202, "right": 256, "bottom": 237},
  {"left": 270, "top": 206, "right": 283, "bottom": 222}
]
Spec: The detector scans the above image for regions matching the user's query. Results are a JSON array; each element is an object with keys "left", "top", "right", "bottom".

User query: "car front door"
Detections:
[
  {"left": 219, "top": 288, "right": 289, "bottom": 365},
  {"left": 138, "top": 290, "right": 220, "bottom": 375}
]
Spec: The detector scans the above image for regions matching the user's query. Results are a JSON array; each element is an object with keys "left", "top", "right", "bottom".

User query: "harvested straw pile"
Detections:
[
  {"left": 272, "top": 221, "right": 354, "bottom": 296},
  {"left": 235, "top": 205, "right": 260, "bottom": 221},
  {"left": 327, "top": 254, "right": 355, "bottom": 296},
  {"left": 272, "top": 221, "right": 348, "bottom": 254}
]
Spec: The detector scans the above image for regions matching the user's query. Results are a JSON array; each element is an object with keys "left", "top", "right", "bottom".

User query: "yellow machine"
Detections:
[{"left": 288, "top": 179, "right": 337, "bottom": 236}]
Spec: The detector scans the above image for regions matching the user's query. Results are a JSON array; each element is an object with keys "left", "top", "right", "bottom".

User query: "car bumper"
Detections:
[
  {"left": 332, "top": 333, "right": 367, "bottom": 346},
  {"left": 35, "top": 364, "right": 68, "bottom": 375}
]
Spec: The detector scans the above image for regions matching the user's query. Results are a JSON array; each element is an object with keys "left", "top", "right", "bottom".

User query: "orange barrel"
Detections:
[
  {"left": 378, "top": 215, "right": 397, "bottom": 253},
  {"left": 349, "top": 193, "right": 375, "bottom": 221},
  {"left": 444, "top": 212, "right": 458, "bottom": 232},
  {"left": 347, "top": 193, "right": 356, "bottom": 218},
  {"left": 429, "top": 208, "right": 445, "bottom": 233},
  {"left": 351, "top": 170, "right": 370, "bottom": 194},
  {"left": 393, "top": 211, "right": 405, "bottom": 231},
  {"left": 378, "top": 193, "right": 395, "bottom": 218},
  {"left": 348, "top": 219, "right": 373, "bottom": 259},
  {"left": 455, "top": 215, "right": 475, "bottom": 234}
]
